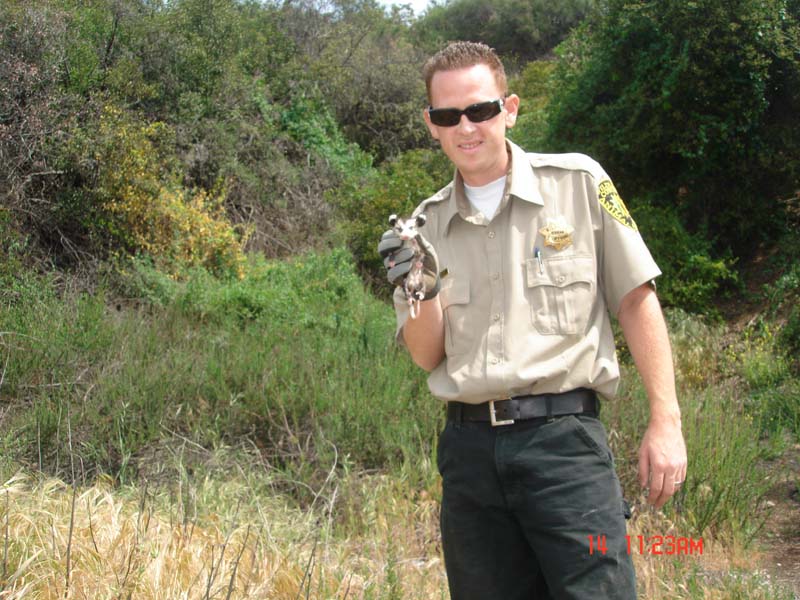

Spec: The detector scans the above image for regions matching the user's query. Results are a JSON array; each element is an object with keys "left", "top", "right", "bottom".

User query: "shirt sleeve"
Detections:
[{"left": 593, "top": 176, "right": 662, "bottom": 315}]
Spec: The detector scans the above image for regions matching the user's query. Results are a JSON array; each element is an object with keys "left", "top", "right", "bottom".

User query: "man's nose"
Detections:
[{"left": 457, "top": 114, "right": 476, "bottom": 132}]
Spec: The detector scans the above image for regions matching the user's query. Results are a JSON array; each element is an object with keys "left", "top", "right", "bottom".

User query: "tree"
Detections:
[
  {"left": 0, "top": 1, "right": 81, "bottom": 257},
  {"left": 546, "top": 0, "right": 800, "bottom": 255},
  {"left": 279, "top": 0, "right": 432, "bottom": 160},
  {"left": 413, "top": 0, "right": 594, "bottom": 65}
]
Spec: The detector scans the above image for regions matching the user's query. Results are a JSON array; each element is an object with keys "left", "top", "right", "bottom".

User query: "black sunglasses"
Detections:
[{"left": 427, "top": 99, "right": 505, "bottom": 127}]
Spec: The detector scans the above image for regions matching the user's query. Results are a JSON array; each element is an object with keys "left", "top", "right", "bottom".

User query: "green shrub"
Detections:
[
  {"left": 634, "top": 202, "right": 737, "bottom": 314},
  {"left": 57, "top": 0, "right": 121, "bottom": 96},
  {"left": 765, "top": 238, "right": 800, "bottom": 321},
  {"left": 60, "top": 104, "right": 250, "bottom": 277},
  {"left": 751, "top": 209, "right": 800, "bottom": 372},
  {"left": 663, "top": 308, "right": 727, "bottom": 389},
  {"left": 412, "top": 0, "right": 593, "bottom": 64},
  {"left": 728, "top": 320, "right": 789, "bottom": 389},
  {"left": 302, "top": 3, "right": 431, "bottom": 162},
  {"left": 608, "top": 362, "right": 773, "bottom": 545},
  {"left": 0, "top": 209, "right": 43, "bottom": 305},
  {"left": 749, "top": 380, "right": 800, "bottom": 440},
  {"left": 280, "top": 93, "right": 373, "bottom": 181},
  {"left": 767, "top": 262, "right": 800, "bottom": 309},
  {"left": 1, "top": 249, "right": 439, "bottom": 485},
  {"left": 545, "top": 0, "right": 800, "bottom": 256},
  {"left": 722, "top": 317, "right": 798, "bottom": 438},
  {"left": 780, "top": 304, "right": 800, "bottom": 372},
  {"left": 606, "top": 309, "right": 789, "bottom": 544},
  {"left": 507, "top": 60, "right": 558, "bottom": 153},
  {"left": 3, "top": 0, "right": 394, "bottom": 269}
]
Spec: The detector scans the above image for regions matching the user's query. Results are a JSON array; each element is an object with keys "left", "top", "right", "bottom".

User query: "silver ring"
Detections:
[{"left": 674, "top": 480, "right": 684, "bottom": 485}]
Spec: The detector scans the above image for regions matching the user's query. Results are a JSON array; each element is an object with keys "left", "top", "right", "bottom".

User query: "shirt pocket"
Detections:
[
  {"left": 439, "top": 277, "right": 471, "bottom": 356},
  {"left": 525, "top": 254, "right": 595, "bottom": 335}
]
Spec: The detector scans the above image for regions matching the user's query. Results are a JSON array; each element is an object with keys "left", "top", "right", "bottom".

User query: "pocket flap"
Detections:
[{"left": 526, "top": 254, "right": 595, "bottom": 289}]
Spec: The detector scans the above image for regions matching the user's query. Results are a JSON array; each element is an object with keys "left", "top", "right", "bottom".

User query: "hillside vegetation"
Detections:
[{"left": 1, "top": 0, "right": 799, "bottom": 598}]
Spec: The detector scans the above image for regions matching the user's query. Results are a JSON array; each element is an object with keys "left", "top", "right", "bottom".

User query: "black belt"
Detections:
[{"left": 447, "top": 389, "right": 598, "bottom": 426}]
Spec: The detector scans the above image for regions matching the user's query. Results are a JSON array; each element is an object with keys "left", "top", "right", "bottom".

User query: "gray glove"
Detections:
[{"left": 378, "top": 226, "right": 440, "bottom": 300}]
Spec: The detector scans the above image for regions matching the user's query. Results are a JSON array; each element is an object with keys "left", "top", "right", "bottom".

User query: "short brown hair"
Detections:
[{"left": 422, "top": 41, "right": 507, "bottom": 104}]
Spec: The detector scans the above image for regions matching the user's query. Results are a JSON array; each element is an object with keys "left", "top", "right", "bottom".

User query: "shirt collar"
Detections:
[
  {"left": 507, "top": 139, "right": 544, "bottom": 206},
  {"left": 443, "top": 139, "right": 544, "bottom": 236}
]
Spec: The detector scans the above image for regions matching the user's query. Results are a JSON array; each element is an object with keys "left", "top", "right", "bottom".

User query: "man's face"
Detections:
[{"left": 424, "top": 64, "right": 519, "bottom": 187}]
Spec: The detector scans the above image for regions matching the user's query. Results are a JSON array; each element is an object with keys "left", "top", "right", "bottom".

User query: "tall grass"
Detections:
[
  {"left": 0, "top": 461, "right": 449, "bottom": 599},
  {"left": 0, "top": 453, "right": 794, "bottom": 599},
  {"left": 0, "top": 248, "right": 798, "bottom": 598},
  {"left": 604, "top": 309, "right": 787, "bottom": 546},
  {"left": 0, "top": 249, "right": 441, "bottom": 491}
]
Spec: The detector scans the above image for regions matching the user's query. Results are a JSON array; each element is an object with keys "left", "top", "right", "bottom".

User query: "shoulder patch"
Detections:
[{"left": 598, "top": 180, "right": 637, "bottom": 231}]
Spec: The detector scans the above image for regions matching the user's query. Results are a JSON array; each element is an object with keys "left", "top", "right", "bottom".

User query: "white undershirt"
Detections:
[{"left": 464, "top": 175, "right": 507, "bottom": 222}]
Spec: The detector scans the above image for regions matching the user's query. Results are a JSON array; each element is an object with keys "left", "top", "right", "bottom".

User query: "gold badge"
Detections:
[
  {"left": 539, "top": 217, "right": 574, "bottom": 251},
  {"left": 598, "top": 180, "right": 637, "bottom": 230}
]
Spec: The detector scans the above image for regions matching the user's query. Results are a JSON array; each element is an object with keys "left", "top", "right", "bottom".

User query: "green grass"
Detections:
[
  {"left": 605, "top": 308, "right": 793, "bottom": 548},
  {"left": 1, "top": 247, "right": 798, "bottom": 598},
  {"left": 0, "top": 249, "right": 440, "bottom": 494},
  {"left": 2, "top": 250, "right": 794, "bottom": 530}
]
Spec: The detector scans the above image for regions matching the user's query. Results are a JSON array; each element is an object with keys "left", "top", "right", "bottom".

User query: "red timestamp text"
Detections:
[{"left": 587, "top": 534, "right": 704, "bottom": 556}]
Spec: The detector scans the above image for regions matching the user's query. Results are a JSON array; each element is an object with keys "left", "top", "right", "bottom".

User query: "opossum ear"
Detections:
[
  {"left": 388, "top": 214, "right": 398, "bottom": 227},
  {"left": 415, "top": 214, "right": 427, "bottom": 227}
]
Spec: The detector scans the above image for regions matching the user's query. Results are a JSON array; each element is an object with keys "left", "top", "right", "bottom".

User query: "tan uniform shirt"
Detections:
[{"left": 394, "top": 140, "right": 661, "bottom": 404}]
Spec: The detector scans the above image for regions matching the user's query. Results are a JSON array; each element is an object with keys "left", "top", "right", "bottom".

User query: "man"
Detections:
[{"left": 378, "top": 42, "right": 687, "bottom": 599}]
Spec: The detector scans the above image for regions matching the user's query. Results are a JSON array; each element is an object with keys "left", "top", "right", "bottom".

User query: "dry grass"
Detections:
[
  {"left": 0, "top": 467, "right": 448, "bottom": 600},
  {"left": 0, "top": 465, "right": 792, "bottom": 599},
  {"left": 626, "top": 499, "right": 781, "bottom": 599}
]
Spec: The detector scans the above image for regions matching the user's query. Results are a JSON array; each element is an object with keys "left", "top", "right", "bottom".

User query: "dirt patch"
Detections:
[
  {"left": 759, "top": 440, "right": 800, "bottom": 598},
  {"left": 717, "top": 242, "right": 783, "bottom": 329}
]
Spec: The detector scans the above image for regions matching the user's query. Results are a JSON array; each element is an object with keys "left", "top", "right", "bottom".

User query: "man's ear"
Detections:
[
  {"left": 504, "top": 94, "right": 520, "bottom": 129},
  {"left": 423, "top": 108, "right": 440, "bottom": 140}
]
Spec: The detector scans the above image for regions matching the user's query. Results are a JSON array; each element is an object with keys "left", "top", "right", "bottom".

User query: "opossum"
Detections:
[{"left": 388, "top": 213, "right": 427, "bottom": 319}]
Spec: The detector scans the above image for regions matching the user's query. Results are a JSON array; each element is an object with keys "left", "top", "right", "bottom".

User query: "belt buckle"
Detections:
[{"left": 489, "top": 399, "right": 514, "bottom": 426}]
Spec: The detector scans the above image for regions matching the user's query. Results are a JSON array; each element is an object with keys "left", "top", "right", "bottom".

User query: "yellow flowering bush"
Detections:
[{"left": 94, "top": 105, "right": 249, "bottom": 278}]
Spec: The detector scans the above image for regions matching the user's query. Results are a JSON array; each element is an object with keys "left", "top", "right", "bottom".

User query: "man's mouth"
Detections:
[{"left": 459, "top": 141, "right": 482, "bottom": 151}]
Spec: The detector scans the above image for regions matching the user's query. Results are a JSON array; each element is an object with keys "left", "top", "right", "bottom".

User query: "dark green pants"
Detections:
[{"left": 437, "top": 413, "right": 636, "bottom": 600}]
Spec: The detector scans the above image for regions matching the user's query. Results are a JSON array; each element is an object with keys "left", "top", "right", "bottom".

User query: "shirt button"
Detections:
[
  {"left": 490, "top": 357, "right": 500, "bottom": 365},
  {"left": 488, "top": 231, "right": 495, "bottom": 239},
  {"left": 493, "top": 313, "right": 500, "bottom": 321},
  {"left": 557, "top": 275, "right": 566, "bottom": 283},
  {"left": 492, "top": 273, "right": 500, "bottom": 280}
]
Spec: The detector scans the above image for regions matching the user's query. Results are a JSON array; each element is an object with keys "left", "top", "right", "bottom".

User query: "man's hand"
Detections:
[
  {"left": 638, "top": 416, "right": 687, "bottom": 508},
  {"left": 617, "top": 283, "right": 688, "bottom": 509},
  {"left": 378, "top": 226, "right": 445, "bottom": 370},
  {"left": 377, "top": 228, "right": 440, "bottom": 299}
]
